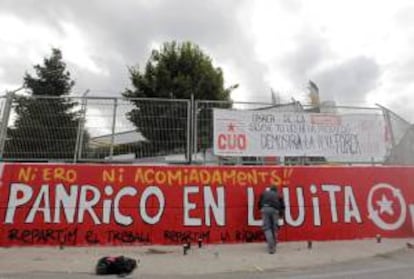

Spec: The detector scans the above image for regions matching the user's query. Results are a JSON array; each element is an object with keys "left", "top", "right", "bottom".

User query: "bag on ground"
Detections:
[{"left": 95, "top": 256, "right": 137, "bottom": 276}]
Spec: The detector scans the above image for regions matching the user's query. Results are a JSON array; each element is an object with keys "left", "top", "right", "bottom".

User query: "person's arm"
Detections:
[
  {"left": 257, "top": 193, "right": 263, "bottom": 210},
  {"left": 279, "top": 196, "right": 285, "bottom": 218}
]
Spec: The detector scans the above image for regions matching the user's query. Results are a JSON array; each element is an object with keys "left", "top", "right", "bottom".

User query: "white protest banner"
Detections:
[{"left": 213, "top": 108, "right": 387, "bottom": 158}]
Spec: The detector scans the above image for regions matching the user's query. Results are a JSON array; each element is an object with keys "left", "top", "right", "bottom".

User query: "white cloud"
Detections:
[
  {"left": 0, "top": 14, "right": 53, "bottom": 64},
  {"left": 246, "top": 0, "right": 414, "bottom": 121},
  {"left": 59, "top": 21, "right": 108, "bottom": 76},
  {"left": 0, "top": 13, "right": 108, "bottom": 90}
]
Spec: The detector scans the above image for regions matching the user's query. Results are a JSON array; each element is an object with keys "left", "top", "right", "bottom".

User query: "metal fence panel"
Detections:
[
  {"left": 2, "top": 95, "right": 81, "bottom": 161},
  {"left": 0, "top": 94, "right": 191, "bottom": 163},
  {"left": 79, "top": 97, "right": 190, "bottom": 163}
]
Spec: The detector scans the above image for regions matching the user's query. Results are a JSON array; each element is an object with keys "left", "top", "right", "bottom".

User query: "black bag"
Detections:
[{"left": 95, "top": 256, "right": 137, "bottom": 276}]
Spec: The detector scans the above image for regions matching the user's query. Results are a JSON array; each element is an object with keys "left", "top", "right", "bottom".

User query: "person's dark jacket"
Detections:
[{"left": 258, "top": 189, "right": 282, "bottom": 211}]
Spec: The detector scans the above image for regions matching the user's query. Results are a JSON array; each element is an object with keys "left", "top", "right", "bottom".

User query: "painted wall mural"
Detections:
[{"left": 0, "top": 163, "right": 413, "bottom": 246}]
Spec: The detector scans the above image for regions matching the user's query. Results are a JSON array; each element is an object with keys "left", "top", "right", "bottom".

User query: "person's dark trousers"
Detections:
[{"left": 261, "top": 206, "right": 279, "bottom": 254}]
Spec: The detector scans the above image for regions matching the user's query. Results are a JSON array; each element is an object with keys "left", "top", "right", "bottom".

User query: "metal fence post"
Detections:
[
  {"left": 380, "top": 105, "right": 396, "bottom": 148},
  {"left": 193, "top": 100, "right": 199, "bottom": 160},
  {"left": 186, "top": 99, "right": 191, "bottom": 163},
  {"left": 109, "top": 98, "right": 118, "bottom": 161},
  {"left": 74, "top": 90, "right": 89, "bottom": 162},
  {"left": 0, "top": 92, "right": 15, "bottom": 159},
  {"left": 188, "top": 95, "right": 194, "bottom": 164}
]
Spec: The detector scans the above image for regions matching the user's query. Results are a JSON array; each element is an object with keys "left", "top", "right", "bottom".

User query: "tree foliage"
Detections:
[
  {"left": 123, "top": 41, "right": 235, "bottom": 156},
  {"left": 5, "top": 48, "right": 84, "bottom": 160}
]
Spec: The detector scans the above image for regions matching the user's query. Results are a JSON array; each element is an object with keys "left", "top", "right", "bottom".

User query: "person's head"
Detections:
[{"left": 269, "top": 185, "right": 278, "bottom": 192}]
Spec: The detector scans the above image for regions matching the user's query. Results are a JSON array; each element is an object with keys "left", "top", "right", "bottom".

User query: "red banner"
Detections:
[{"left": 0, "top": 163, "right": 413, "bottom": 246}]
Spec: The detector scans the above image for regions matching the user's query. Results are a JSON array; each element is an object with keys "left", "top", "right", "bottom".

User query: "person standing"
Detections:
[{"left": 258, "top": 185, "right": 283, "bottom": 254}]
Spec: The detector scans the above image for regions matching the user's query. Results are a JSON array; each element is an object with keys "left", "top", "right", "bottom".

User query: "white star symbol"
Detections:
[{"left": 376, "top": 194, "right": 394, "bottom": 215}]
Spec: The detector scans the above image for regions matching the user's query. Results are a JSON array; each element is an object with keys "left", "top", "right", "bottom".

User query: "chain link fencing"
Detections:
[{"left": 0, "top": 93, "right": 411, "bottom": 165}]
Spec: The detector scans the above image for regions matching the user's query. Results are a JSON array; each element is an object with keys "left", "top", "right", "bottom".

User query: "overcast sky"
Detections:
[{"left": 1, "top": 0, "right": 414, "bottom": 121}]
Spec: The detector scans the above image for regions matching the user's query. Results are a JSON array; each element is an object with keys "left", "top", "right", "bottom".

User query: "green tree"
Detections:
[
  {"left": 5, "top": 48, "right": 84, "bottom": 160},
  {"left": 123, "top": 41, "right": 236, "bottom": 156}
]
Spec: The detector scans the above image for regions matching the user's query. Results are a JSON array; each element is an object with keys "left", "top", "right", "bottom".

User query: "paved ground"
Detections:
[
  {"left": 273, "top": 249, "right": 414, "bottom": 279},
  {"left": 0, "top": 238, "right": 413, "bottom": 278}
]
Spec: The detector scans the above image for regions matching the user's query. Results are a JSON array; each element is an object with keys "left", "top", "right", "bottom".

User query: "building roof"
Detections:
[{"left": 89, "top": 130, "right": 147, "bottom": 147}]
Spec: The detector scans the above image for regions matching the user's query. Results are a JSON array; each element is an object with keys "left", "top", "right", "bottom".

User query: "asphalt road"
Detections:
[{"left": 1, "top": 248, "right": 413, "bottom": 279}]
